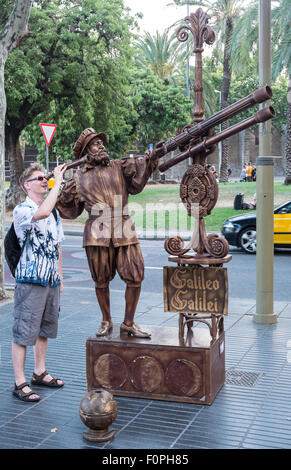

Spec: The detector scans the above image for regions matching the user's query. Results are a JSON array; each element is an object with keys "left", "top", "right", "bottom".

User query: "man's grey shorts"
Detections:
[{"left": 13, "top": 283, "right": 60, "bottom": 346}]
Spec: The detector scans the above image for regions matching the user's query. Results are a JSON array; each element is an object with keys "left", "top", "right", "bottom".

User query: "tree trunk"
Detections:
[
  {"left": 5, "top": 127, "right": 26, "bottom": 209},
  {"left": 284, "top": 77, "right": 291, "bottom": 185},
  {"left": 0, "top": 0, "right": 32, "bottom": 299},
  {"left": 0, "top": 59, "right": 8, "bottom": 300},
  {"left": 219, "top": 17, "right": 233, "bottom": 183},
  {"left": 220, "top": 121, "right": 230, "bottom": 182},
  {"left": 152, "top": 167, "right": 160, "bottom": 182}
]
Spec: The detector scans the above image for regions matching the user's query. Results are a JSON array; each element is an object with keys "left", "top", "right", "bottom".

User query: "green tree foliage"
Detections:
[
  {"left": 231, "top": 0, "right": 290, "bottom": 80},
  {"left": 171, "top": 0, "right": 245, "bottom": 182},
  {"left": 129, "top": 67, "right": 192, "bottom": 147},
  {"left": 4, "top": 0, "right": 136, "bottom": 206},
  {"left": 134, "top": 30, "right": 184, "bottom": 82},
  {"left": 227, "top": 59, "right": 287, "bottom": 135},
  {"left": 0, "top": 0, "right": 14, "bottom": 25},
  {"left": 230, "top": 0, "right": 290, "bottom": 183}
]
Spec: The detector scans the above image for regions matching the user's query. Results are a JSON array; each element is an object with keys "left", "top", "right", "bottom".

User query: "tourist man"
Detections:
[{"left": 12, "top": 162, "right": 66, "bottom": 402}]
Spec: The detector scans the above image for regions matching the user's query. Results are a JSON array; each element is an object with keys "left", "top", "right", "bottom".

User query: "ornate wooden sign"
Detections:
[{"left": 163, "top": 266, "right": 228, "bottom": 315}]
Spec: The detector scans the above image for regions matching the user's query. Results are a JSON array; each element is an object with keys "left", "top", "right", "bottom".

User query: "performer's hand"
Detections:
[
  {"left": 145, "top": 149, "right": 158, "bottom": 161},
  {"left": 60, "top": 279, "right": 64, "bottom": 293}
]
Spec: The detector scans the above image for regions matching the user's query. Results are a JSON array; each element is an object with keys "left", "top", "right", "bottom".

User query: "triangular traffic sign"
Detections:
[{"left": 40, "top": 123, "right": 57, "bottom": 146}]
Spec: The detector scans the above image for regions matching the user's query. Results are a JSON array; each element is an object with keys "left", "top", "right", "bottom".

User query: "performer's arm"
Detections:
[
  {"left": 56, "top": 177, "right": 85, "bottom": 219},
  {"left": 121, "top": 150, "right": 158, "bottom": 195}
]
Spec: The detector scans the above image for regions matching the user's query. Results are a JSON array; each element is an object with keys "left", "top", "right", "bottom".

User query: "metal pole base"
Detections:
[
  {"left": 83, "top": 428, "right": 115, "bottom": 442},
  {"left": 253, "top": 313, "right": 277, "bottom": 324}
]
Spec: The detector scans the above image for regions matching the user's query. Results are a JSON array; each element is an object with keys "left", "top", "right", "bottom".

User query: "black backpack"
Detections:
[
  {"left": 4, "top": 208, "right": 57, "bottom": 278},
  {"left": 234, "top": 193, "right": 244, "bottom": 210}
]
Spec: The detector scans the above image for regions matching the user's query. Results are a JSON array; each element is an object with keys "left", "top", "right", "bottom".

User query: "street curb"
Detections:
[
  {"left": 63, "top": 229, "right": 192, "bottom": 241},
  {"left": 5, "top": 222, "right": 220, "bottom": 242}
]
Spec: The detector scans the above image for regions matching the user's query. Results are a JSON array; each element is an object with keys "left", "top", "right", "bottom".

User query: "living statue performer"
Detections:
[{"left": 56, "top": 128, "right": 158, "bottom": 338}]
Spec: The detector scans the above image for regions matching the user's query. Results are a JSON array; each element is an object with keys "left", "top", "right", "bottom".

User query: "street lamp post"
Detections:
[{"left": 253, "top": 0, "right": 277, "bottom": 324}]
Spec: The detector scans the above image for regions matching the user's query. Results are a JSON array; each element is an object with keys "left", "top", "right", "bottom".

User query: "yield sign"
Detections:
[{"left": 40, "top": 123, "right": 57, "bottom": 146}]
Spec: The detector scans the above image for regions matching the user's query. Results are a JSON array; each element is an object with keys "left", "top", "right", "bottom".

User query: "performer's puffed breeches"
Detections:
[{"left": 85, "top": 243, "right": 144, "bottom": 288}]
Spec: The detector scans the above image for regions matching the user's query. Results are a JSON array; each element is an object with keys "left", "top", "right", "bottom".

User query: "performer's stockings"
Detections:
[
  {"left": 95, "top": 287, "right": 112, "bottom": 323},
  {"left": 123, "top": 285, "right": 141, "bottom": 327},
  {"left": 95, "top": 285, "right": 141, "bottom": 326}
]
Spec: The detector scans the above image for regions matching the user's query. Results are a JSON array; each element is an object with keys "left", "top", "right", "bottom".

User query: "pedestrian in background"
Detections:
[
  {"left": 246, "top": 162, "right": 253, "bottom": 182},
  {"left": 252, "top": 164, "right": 256, "bottom": 182},
  {"left": 240, "top": 163, "right": 247, "bottom": 182},
  {"left": 210, "top": 165, "right": 218, "bottom": 180}
]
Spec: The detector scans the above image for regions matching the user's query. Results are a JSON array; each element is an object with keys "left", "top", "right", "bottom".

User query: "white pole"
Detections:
[{"left": 46, "top": 145, "right": 49, "bottom": 174}]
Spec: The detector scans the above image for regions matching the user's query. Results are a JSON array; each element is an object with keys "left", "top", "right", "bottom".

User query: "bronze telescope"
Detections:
[
  {"left": 45, "top": 85, "right": 273, "bottom": 181},
  {"left": 44, "top": 155, "right": 88, "bottom": 180},
  {"left": 159, "top": 106, "right": 276, "bottom": 173},
  {"left": 152, "top": 85, "right": 273, "bottom": 159}
]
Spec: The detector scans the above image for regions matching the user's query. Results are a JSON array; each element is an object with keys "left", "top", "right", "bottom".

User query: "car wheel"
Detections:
[{"left": 239, "top": 227, "right": 256, "bottom": 254}]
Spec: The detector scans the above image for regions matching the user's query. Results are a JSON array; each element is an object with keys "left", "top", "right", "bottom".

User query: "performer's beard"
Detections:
[{"left": 87, "top": 150, "right": 110, "bottom": 166}]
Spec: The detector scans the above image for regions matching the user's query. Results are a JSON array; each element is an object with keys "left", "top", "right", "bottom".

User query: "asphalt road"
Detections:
[{"left": 58, "top": 236, "right": 291, "bottom": 303}]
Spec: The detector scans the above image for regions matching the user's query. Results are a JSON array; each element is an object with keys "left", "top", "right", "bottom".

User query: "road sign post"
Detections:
[{"left": 40, "top": 123, "right": 57, "bottom": 173}]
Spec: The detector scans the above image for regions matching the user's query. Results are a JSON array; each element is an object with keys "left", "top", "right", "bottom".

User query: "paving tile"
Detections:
[
  {"left": 1, "top": 282, "right": 291, "bottom": 449},
  {"left": 242, "top": 436, "right": 291, "bottom": 449}
]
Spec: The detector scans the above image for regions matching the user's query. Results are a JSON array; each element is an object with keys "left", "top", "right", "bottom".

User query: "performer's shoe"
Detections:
[
  {"left": 96, "top": 321, "right": 113, "bottom": 337},
  {"left": 120, "top": 322, "right": 151, "bottom": 338}
]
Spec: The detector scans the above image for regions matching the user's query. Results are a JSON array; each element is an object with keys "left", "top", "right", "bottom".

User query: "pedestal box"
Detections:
[{"left": 86, "top": 324, "right": 225, "bottom": 405}]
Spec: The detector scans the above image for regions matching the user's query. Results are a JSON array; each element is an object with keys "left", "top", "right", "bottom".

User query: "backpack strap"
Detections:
[{"left": 52, "top": 208, "right": 58, "bottom": 222}]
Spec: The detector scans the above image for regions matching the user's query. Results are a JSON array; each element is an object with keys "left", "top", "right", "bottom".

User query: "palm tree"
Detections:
[
  {"left": 231, "top": 0, "right": 291, "bottom": 184},
  {"left": 134, "top": 29, "right": 184, "bottom": 82},
  {"left": 134, "top": 29, "right": 188, "bottom": 181},
  {"left": 272, "top": 0, "right": 291, "bottom": 185},
  {"left": 171, "top": 0, "right": 246, "bottom": 181},
  {"left": 283, "top": 78, "right": 291, "bottom": 184}
]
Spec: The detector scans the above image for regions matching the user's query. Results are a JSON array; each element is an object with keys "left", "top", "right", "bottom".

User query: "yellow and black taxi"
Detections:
[{"left": 221, "top": 201, "right": 291, "bottom": 254}]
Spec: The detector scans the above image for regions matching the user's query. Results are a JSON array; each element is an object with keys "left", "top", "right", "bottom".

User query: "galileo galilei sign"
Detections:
[{"left": 163, "top": 266, "right": 228, "bottom": 315}]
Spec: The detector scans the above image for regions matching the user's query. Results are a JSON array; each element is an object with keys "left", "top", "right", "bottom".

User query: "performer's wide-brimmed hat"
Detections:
[{"left": 73, "top": 128, "right": 107, "bottom": 159}]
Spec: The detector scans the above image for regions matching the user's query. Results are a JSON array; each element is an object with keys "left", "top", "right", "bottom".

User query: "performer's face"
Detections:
[
  {"left": 88, "top": 138, "right": 107, "bottom": 156},
  {"left": 87, "top": 138, "right": 110, "bottom": 166}
]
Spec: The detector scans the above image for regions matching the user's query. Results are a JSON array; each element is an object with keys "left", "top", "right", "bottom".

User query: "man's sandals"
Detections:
[
  {"left": 31, "top": 370, "right": 64, "bottom": 388},
  {"left": 13, "top": 382, "right": 40, "bottom": 403}
]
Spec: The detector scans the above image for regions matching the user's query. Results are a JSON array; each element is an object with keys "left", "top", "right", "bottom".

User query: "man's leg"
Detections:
[
  {"left": 12, "top": 342, "right": 40, "bottom": 400},
  {"left": 33, "top": 336, "right": 63, "bottom": 385},
  {"left": 120, "top": 284, "right": 150, "bottom": 338},
  {"left": 95, "top": 286, "right": 113, "bottom": 336},
  {"left": 32, "top": 283, "right": 63, "bottom": 386},
  {"left": 116, "top": 244, "right": 151, "bottom": 338},
  {"left": 95, "top": 286, "right": 111, "bottom": 323},
  {"left": 85, "top": 245, "right": 115, "bottom": 336},
  {"left": 123, "top": 285, "right": 141, "bottom": 326}
]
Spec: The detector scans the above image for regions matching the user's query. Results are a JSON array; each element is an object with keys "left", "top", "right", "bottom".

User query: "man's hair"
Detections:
[{"left": 19, "top": 162, "right": 45, "bottom": 192}]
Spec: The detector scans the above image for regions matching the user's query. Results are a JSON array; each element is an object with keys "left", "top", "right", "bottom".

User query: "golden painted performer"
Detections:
[{"left": 56, "top": 128, "right": 158, "bottom": 338}]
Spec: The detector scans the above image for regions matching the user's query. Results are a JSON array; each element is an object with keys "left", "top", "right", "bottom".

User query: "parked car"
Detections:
[{"left": 221, "top": 201, "right": 291, "bottom": 254}]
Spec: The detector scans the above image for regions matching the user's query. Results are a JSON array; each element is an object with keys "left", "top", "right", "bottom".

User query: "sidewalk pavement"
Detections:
[
  {"left": 62, "top": 224, "right": 194, "bottom": 241},
  {"left": 1, "top": 228, "right": 291, "bottom": 451}
]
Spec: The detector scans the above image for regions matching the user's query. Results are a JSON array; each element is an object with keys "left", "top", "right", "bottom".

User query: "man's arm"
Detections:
[{"left": 32, "top": 164, "right": 67, "bottom": 221}]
